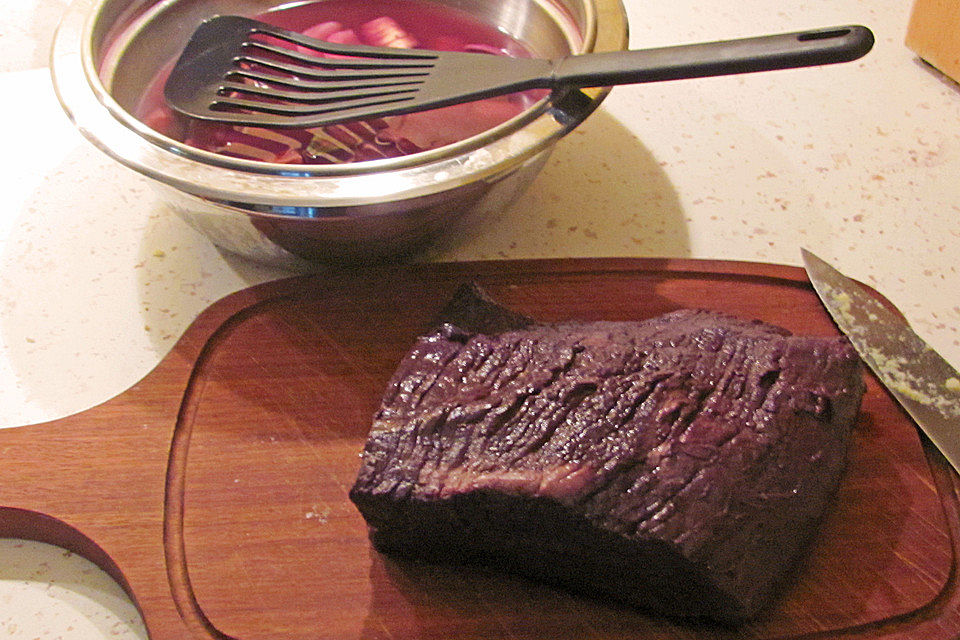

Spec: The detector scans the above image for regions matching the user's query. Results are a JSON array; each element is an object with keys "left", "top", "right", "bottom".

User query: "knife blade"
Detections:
[{"left": 801, "top": 248, "right": 960, "bottom": 472}]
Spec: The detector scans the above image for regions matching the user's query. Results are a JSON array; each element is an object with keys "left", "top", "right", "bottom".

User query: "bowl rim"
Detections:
[{"left": 51, "top": 0, "right": 629, "bottom": 208}]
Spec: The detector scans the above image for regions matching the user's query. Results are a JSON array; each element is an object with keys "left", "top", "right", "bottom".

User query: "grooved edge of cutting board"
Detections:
[{"left": 0, "top": 257, "right": 956, "bottom": 640}]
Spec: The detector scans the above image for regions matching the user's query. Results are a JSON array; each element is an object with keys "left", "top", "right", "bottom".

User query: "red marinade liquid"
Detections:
[{"left": 136, "top": 0, "right": 538, "bottom": 165}]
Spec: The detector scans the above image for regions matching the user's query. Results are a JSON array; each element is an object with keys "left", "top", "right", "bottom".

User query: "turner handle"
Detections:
[{"left": 552, "top": 25, "right": 874, "bottom": 87}]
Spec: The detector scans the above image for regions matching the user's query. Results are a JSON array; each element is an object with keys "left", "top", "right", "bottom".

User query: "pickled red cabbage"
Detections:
[{"left": 136, "top": 0, "right": 539, "bottom": 165}]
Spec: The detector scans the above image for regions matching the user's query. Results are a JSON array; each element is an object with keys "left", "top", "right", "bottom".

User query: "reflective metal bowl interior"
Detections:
[{"left": 52, "top": 0, "right": 628, "bottom": 266}]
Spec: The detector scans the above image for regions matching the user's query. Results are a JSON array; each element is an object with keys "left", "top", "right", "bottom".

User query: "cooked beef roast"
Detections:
[{"left": 348, "top": 286, "right": 865, "bottom": 622}]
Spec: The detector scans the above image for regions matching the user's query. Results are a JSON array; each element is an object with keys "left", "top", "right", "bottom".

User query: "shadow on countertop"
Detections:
[{"left": 422, "top": 106, "right": 689, "bottom": 262}]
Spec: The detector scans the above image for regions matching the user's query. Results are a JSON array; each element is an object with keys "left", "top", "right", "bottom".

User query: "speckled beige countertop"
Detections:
[{"left": 0, "top": 0, "right": 958, "bottom": 636}]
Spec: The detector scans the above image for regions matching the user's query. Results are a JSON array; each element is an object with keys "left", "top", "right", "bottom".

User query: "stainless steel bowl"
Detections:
[{"left": 52, "top": 0, "right": 628, "bottom": 267}]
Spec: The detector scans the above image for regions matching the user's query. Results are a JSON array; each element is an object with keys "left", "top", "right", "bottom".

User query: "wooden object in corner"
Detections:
[{"left": 906, "top": 0, "right": 960, "bottom": 82}]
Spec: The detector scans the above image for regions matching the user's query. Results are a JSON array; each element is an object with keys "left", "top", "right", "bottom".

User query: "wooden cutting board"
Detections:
[{"left": 1, "top": 257, "right": 958, "bottom": 640}]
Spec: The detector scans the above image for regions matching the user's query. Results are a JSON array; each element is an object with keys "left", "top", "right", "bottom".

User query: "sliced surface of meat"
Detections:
[{"left": 348, "top": 285, "right": 866, "bottom": 623}]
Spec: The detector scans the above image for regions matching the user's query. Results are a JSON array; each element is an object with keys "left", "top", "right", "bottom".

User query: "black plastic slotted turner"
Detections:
[{"left": 164, "top": 15, "right": 874, "bottom": 128}]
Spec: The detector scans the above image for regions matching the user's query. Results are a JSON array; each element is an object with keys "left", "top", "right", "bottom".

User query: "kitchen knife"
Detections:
[{"left": 802, "top": 248, "right": 960, "bottom": 472}]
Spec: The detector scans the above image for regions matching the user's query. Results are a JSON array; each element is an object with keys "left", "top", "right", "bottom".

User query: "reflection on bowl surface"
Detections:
[{"left": 52, "top": 0, "right": 627, "bottom": 266}]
